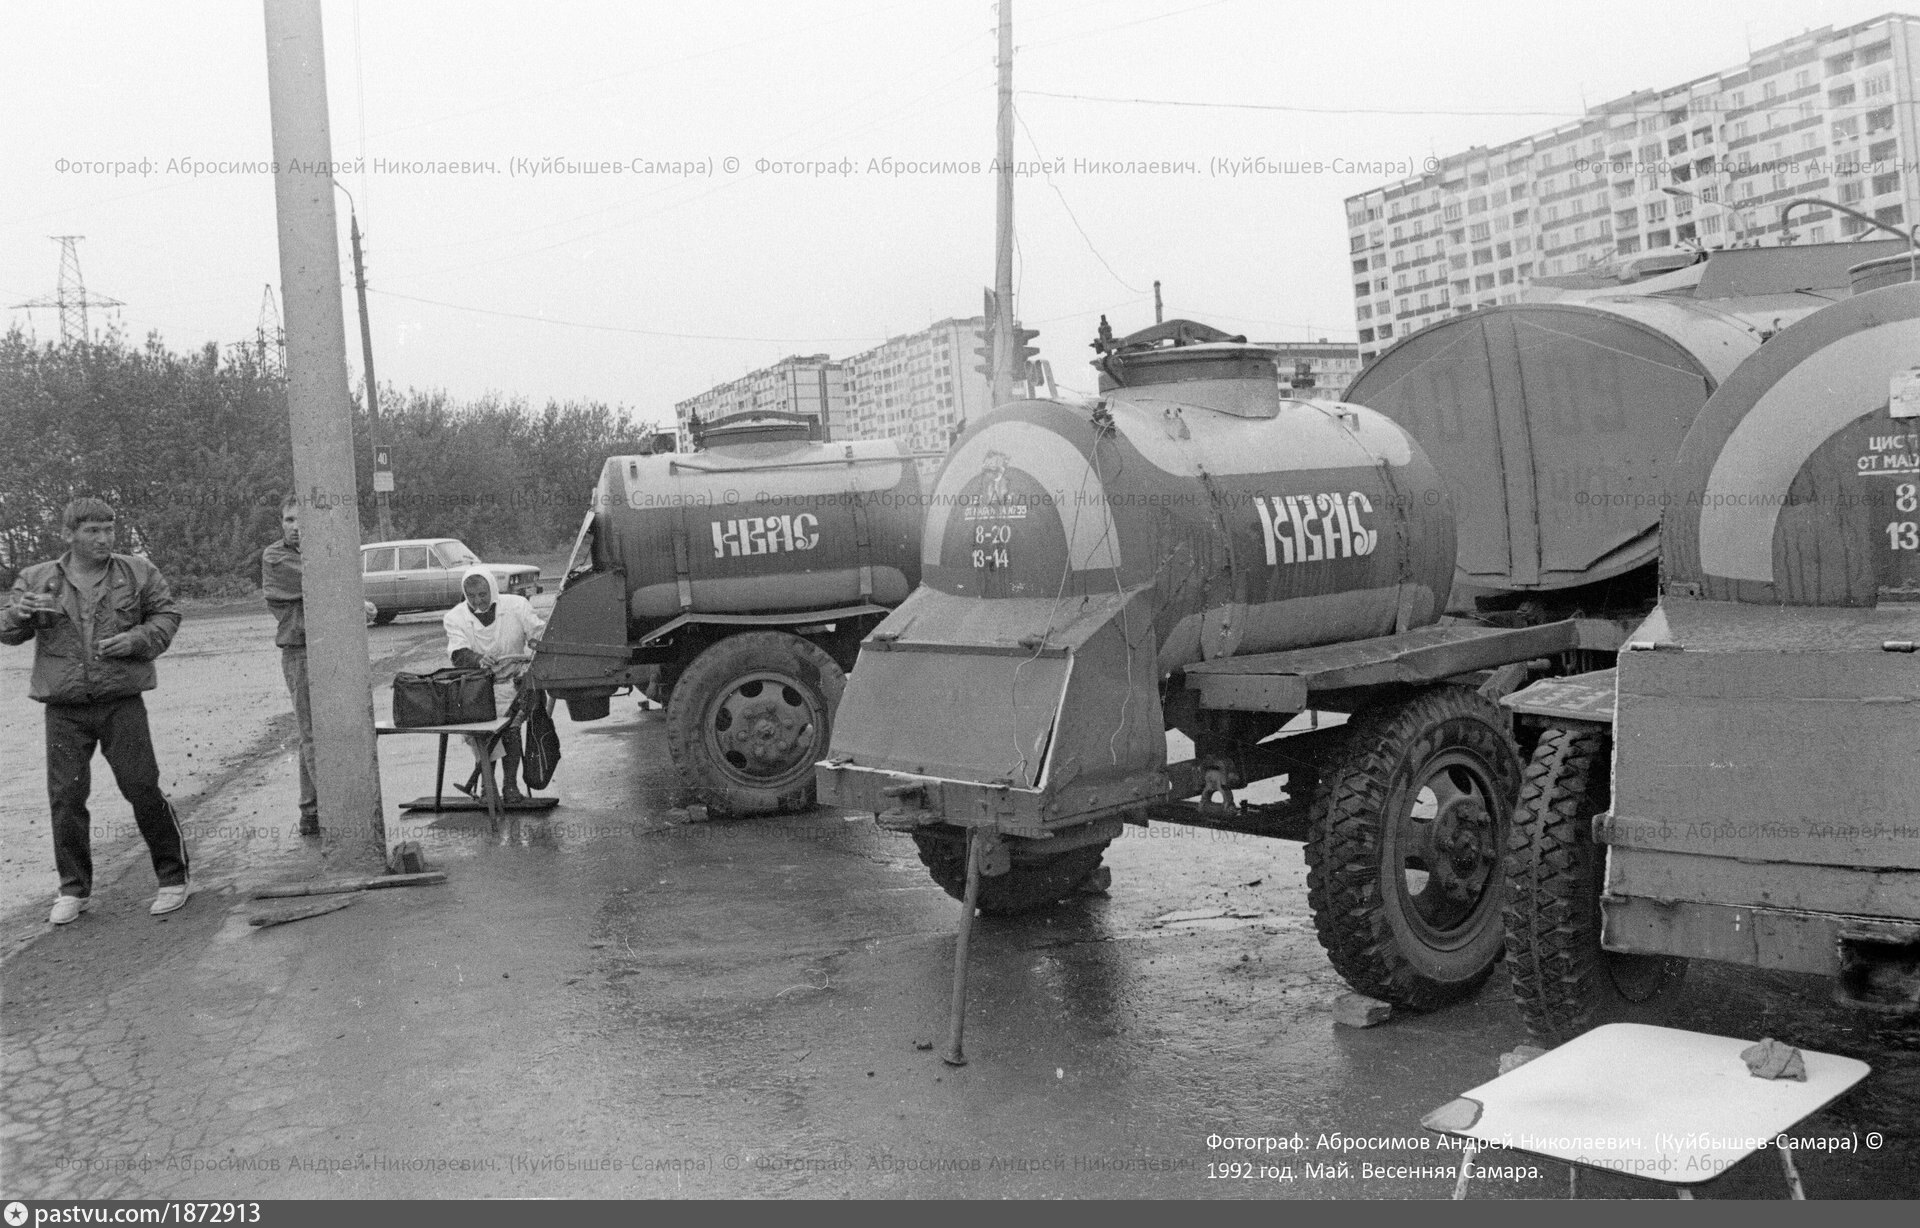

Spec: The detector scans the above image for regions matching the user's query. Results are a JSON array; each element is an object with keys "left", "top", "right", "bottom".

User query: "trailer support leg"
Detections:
[{"left": 941, "top": 828, "right": 985, "bottom": 1068}]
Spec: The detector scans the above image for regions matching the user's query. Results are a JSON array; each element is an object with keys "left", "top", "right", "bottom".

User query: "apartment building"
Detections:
[
  {"left": 673, "top": 353, "right": 849, "bottom": 440},
  {"left": 1344, "top": 12, "right": 1920, "bottom": 363},
  {"left": 842, "top": 316, "right": 1003, "bottom": 476},
  {"left": 1264, "top": 340, "right": 1363, "bottom": 400}
]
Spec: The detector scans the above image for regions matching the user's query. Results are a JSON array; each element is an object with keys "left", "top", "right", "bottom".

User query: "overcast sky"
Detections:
[{"left": 2, "top": 0, "right": 1901, "bottom": 422}]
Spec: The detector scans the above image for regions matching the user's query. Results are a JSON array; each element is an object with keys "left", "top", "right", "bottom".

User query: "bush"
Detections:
[{"left": 0, "top": 328, "right": 658, "bottom": 592}]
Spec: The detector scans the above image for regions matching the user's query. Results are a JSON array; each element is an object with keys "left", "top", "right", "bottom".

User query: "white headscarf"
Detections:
[{"left": 444, "top": 565, "right": 545, "bottom": 666}]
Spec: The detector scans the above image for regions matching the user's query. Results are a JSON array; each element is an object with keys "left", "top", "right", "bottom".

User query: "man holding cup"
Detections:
[{"left": 0, "top": 497, "right": 190, "bottom": 924}]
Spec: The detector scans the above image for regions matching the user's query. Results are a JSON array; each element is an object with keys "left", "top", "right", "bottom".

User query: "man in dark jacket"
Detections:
[
  {"left": 261, "top": 493, "right": 319, "bottom": 836},
  {"left": 0, "top": 498, "right": 190, "bottom": 924}
]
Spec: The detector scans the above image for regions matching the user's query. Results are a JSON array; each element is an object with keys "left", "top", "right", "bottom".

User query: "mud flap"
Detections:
[
  {"left": 528, "top": 571, "right": 630, "bottom": 700},
  {"left": 821, "top": 586, "right": 1165, "bottom": 815}
]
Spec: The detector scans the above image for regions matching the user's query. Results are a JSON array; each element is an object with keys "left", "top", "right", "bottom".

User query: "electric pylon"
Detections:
[{"left": 11, "top": 236, "right": 124, "bottom": 346}]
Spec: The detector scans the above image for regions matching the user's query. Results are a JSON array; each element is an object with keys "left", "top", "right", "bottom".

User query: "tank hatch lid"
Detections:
[
  {"left": 1091, "top": 317, "right": 1282, "bottom": 415},
  {"left": 689, "top": 409, "right": 819, "bottom": 447}
]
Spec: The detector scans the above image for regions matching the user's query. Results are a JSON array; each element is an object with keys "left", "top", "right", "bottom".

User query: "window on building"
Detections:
[
  {"left": 1869, "top": 138, "right": 1898, "bottom": 164},
  {"left": 1512, "top": 207, "right": 1529, "bottom": 225},
  {"left": 1469, "top": 222, "right": 1490, "bottom": 240},
  {"left": 1877, "top": 204, "right": 1906, "bottom": 227},
  {"left": 1453, "top": 280, "right": 1471, "bottom": 296},
  {"left": 1496, "top": 241, "right": 1513, "bottom": 259},
  {"left": 1442, "top": 203, "right": 1462, "bottom": 222},
  {"left": 1647, "top": 228, "right": 1670, "bottom": 248},
  {"left": 1699, "top": 214, "right": 1720, "bottom": 236},
  {"left": 1762, "top": 80, "right": 1777, "bottom": 100},
  {"left": 1378, "top": 324, "right": 1393, "bottom": 339},
  {"left": 1449, "top": 253, "right": 1468, "bottom": 271},
  {"left": 1840, "top": 179, "right": 1865, "bottom": 203},
  {"left": 1472, "top": 248, "right": 1493, "bottom": 265},
  {"left": 1646, "top": 198, "right": 1667, "bottom": 223},
  {"left": 1474, "top": 273, "right": 1496, "bottom": 291},
  {"left": 1794, "top": 69, "right": 1811, "bottom": 90},
  {"left": 1874, "top": 172, "right": 1901, "bottom": 197},
  {"left": 1861, "top": 41, "right": 1892, "bottom": 66},
  {"left": 1834, "top": 116, "right": 1859, "bottom": 140},
  {"left": 1516, "top": 236, "right": 1532, "bottom": 254},
  {"left": 1867, "top": 106, "right": 1894, "bottom": 133},
  {"left": 1617, "top": 235, "right": 1643, "bottom": 255},
  {"left": 1616, "top": 207, "right": 1639, "bottom": 228},
  {"left": 1371, "top": 254, "right": 1386, "bottom": 269},
  {"left": 1667, "top": 135, "right": 1688, "bottom": 156},
  {"left": 1729, "top": 90, "right": 1745, "bottom": 108},
  {"left": 1498, "top": 268, "right": 1515, "bottom": 285},
  {"left": 1826, "top": 52, "right": 1854, "bottom": 75},
  {"left": 1864, "top": 73, "right": 1891, "bottom": 97},
  {"left": 1352, "top": 258, "right": 1370, "bottom": 274},
  {"left": 1509, "top": 183, "right": 1528, "bottom": 199},
  {"left": 1733, "top": 120, "right": 1748, "bottom": 140},
  {"left": 1358, "top": 328, "right": 1374, "bottom": 343},
  {"left": 1693, "top": 126, "right": 1714, "bottom": 147}
]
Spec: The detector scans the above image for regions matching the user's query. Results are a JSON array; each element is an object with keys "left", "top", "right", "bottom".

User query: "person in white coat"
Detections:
[{"left": 443, "top": 565, "right": 547, "bottom": 800}]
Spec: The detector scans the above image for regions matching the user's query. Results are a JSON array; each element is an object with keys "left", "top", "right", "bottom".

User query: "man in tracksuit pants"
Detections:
[{"left": 0, "top": 497, "right": 190, "bottom": 925}]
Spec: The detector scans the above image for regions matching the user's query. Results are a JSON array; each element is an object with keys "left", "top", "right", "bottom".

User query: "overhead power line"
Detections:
[{"left": 368, "top": 288, "right": 890, "bottom": 345}]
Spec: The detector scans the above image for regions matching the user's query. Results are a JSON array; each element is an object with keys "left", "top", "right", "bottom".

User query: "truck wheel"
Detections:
[
  {"left": 372, "top": 608, "right": 397, "bottom": 626},
  {"left": 1305, "top": 686, "right": 1522, "bottom": 1010},
  {"left": 664, "top": 632, "right": 844, "bottom": 817},
  {"left": 1504, "top": 725, "right": 1686, "bottom": 1045},
  {"left": 911, "top": 833, "right": 1112, "bottom": 916}
]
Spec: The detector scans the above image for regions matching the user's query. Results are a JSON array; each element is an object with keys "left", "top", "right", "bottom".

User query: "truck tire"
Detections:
[
  {"left": 1305, "top": 686, "right": 1522, "bottom": 1010},
  {"left": 912, "top": 833, "right": 1112, "bottom": 916},
  {"left": 1504, "top": 725, "right": 1686, "bottom": 1045},
  {"left": 371, "top": 608, "right": 398, "bottom": 626},
  {"left": 664, "top": 631, "right": 844, "bottom": 817}
]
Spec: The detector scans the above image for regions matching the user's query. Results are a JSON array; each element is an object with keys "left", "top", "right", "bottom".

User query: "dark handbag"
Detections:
[
  {"left": 520, "top": 690, "right": 562, "bottom": 790},
  {"left": 392, "top": 667, "right": 496, "bottom": 727}
]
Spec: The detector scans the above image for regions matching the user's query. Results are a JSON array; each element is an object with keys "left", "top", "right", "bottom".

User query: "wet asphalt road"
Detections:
[{"left": 1, "top": 609, "right": 1917, "bottom": 1199}]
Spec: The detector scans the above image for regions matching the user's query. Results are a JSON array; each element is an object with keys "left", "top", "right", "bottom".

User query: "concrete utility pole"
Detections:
[
  {"left": 346, "top": 209, "right": 396, "bottom": 539},
  {"left": 263, "top": 0, "right": 386, "bottom": 856},
  {"left": 991, "top": 0, "right": 1016, "bottom": 409},
  {"left": 1153, "top": 280, "right": 1163, "bottom": 324}
]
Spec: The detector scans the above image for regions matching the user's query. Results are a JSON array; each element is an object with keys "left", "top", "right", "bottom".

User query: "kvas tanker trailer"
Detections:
[
  {"left": 820, "top": 319, "right": 1624, "bottom": 1017},
  {"left": 529, "top": 412, "right": 921, "bottom": 815},
  {"left": 1501, "top": 267, "right": 1920, "bottom": 1041}
]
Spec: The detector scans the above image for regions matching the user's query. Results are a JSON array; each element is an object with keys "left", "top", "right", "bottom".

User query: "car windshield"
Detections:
[{"left": 438, "top": 542, "right": 481, "bottom": 567}]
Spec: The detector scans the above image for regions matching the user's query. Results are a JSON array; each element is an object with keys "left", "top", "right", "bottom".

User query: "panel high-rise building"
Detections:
[
  {"left": 1344, "top": 13, "right": 1919, "bottom": 364},
  {"left": 673, "top": 354, "right": 848, "bottom": 440}
]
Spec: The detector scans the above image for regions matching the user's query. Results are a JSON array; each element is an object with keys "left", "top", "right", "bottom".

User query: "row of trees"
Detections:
[{"left": 0, "top": 328, "right": 660, "bottom": 595}]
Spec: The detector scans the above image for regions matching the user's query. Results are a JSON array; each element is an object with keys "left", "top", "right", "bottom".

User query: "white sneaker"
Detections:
[
  {"left": 50, "top": 894, "right": 90, "bottom": 925},
  {"left": 150, "top": 882, "right": 193, "bottom": 916}
]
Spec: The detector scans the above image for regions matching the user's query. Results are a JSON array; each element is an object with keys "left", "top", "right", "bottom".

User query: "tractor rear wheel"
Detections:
[
  {"left": 912, "top": 832, "right": 1112, "bottom": 916},
  {"left": 1305, "top": 686, "right": 1522, "bottom": 1010},
  {"left": 664, "top": 631, "right": 844, "bottom": 817},
  {"left": 1504, "top": 724, "right": 1686, "bottom": 1044}
]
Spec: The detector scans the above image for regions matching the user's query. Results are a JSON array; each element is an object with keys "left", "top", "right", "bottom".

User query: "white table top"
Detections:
[
  {"left": 374, "top": 717, "right": 511, "bottom": 736},
  {"left": 1423, "top": 1024, "right": 1871, "bottom": 1185}
]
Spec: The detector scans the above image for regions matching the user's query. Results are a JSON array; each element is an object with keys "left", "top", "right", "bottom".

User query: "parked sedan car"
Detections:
[{"left": 360, "top": 538, "right": 542, "bottom": 623}]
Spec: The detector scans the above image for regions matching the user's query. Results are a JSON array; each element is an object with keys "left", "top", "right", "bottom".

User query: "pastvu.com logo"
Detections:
[{"left": 5, "top": 1201, "right": 29, "bottom": 1226}]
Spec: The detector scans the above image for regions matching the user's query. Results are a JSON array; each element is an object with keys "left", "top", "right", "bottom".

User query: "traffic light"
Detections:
[
  {"left": 1013, "top": 327, "right": 1040, "bottom": 383},
  {"left": 975, "top": 287, "right": 999, "bottom": 377},
  {"left": 974, "top": 326, "right": 997, "bottom": 378}
]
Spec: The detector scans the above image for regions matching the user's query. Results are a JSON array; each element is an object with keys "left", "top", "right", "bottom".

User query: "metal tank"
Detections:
[
  {"left": 1346, "top": 298, "right": 1761, "bottom": 604},
  {"left": 595, "top": 430, "right": 920, "bottom": 621},
  {"left": 530, "top": 414, "right": 921, "bottom": 815}
]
